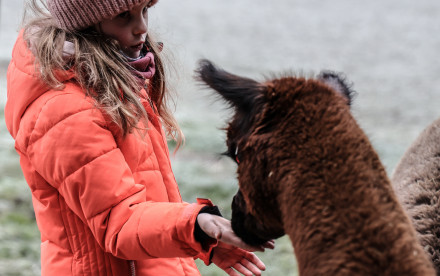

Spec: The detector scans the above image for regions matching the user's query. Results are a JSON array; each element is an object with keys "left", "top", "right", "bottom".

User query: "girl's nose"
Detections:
[{"left": 133, "top": 16, "right": 148, "bottom": 36}]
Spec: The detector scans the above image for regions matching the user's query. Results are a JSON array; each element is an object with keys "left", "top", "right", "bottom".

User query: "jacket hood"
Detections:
[{"left": 5, "top": 30, "right": 74, "bottom": 138}]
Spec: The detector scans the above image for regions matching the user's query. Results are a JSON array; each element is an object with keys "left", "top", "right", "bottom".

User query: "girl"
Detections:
[{"left": 4, "top": 0, "right": 273, "bottom": 275}]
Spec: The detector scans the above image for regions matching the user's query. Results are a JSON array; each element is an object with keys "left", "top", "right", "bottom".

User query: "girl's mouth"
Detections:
[{"left": 131, "top": 43, "right": 144, "bottom": 51}]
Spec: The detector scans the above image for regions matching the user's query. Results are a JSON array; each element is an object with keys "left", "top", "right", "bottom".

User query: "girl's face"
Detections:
[{"left": 99, "top": 1, "right": 153, "bottom": 58}]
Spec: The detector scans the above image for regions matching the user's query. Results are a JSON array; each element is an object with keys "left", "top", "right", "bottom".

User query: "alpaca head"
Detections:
[{"left": 196, "top": 59, "right": 354, "bottom": 246}]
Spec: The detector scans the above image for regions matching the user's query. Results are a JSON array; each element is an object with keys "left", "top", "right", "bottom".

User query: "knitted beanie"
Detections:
[{"left": 47, "top": 0, "right": 158, "bottom": 31}]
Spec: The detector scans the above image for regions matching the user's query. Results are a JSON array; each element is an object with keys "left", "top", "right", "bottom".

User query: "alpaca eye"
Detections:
[
  {"left": 225, "top": 144, "right": 240, "bottom": 164},
  {"left": 226, "top": 147, "right": 235, "bottom": 160},
  {"left": 228, "top": 145, "right": 241, "bottom": 164},
  {"left": 234, "top": 146, "right": 241, "bottom": 164}
]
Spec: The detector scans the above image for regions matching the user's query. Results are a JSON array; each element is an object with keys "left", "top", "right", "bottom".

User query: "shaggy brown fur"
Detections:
[
  {"left": 392, "top": 118, "right": 440, "bottom": 275},
  {"left": 196, "top": 60, "right": 436, "bottom": 275}
]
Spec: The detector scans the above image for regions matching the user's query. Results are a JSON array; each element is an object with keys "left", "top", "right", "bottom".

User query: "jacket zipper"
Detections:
[{"left": 129, "top": 260, "right": 136, "bottom": 276}]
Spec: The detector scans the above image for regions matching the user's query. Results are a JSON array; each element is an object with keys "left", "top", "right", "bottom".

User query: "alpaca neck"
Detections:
[{"left": 279, "top": 167, "right": 433, "bottom": 275}]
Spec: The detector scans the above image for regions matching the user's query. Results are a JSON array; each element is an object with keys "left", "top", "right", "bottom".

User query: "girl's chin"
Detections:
[{"left": 122, "top": 48, "right": 141, "bottom": 59}]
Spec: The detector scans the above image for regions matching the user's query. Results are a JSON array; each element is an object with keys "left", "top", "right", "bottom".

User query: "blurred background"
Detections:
[{"left": 1, "top": 0, "right": 439, "bottom": 275}]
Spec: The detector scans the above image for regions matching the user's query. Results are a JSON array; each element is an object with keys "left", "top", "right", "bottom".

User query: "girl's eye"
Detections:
[
  {"left": 117, "top": 11, "right": 130, "bottom": 19},
  {"left": 143, "top": 6, "right": 149, "bottom": 14}
]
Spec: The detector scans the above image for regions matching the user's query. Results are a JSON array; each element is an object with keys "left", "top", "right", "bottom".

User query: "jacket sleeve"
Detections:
[{"left": 25, "top": 92, "right": 214, "bottom": 260}]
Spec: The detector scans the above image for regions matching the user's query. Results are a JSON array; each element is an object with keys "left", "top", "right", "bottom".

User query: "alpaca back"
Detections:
[{"left": 392, "top": 117, "right": 440, "bottom": 275}]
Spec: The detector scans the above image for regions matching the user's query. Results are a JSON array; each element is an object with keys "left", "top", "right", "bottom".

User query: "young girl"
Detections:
[{"left": 4, "top": 0, "right": 273, "bottom": 275}]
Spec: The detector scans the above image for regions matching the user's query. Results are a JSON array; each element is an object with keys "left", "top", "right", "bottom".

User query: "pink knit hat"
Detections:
[{"left": 47, "top": 0, "right": 158, "bottom": 31}]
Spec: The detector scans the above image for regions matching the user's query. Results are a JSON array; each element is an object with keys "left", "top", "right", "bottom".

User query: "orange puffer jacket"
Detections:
[{"left": 5, "top": 31, "right": 214, "bottom": 276}]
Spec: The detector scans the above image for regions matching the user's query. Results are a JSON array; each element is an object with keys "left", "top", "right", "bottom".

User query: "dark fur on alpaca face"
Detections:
[
  {"left": 195, "top": 59, "right": 354, "bottom": 246},
  {"left": 231, "top": 190, "right": 284, "bottom": 246}
]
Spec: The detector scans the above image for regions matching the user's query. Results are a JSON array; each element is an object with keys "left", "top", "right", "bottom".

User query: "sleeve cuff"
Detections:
[
  {"left": 194, "top": 205, "right": 222, "bottom": 250},
  {"left": 194, "top": 198, "right": 222, "bottom": 265}
]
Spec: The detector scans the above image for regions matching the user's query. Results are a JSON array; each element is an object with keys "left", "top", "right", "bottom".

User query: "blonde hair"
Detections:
[{"left": 22, "top": 0, "right": 184, "bottom": 149}]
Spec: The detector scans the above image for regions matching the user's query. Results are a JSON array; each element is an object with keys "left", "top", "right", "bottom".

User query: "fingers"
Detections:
[
  {"left": 212, "top": 243, "right": 267, "bottom": 276},
  {"left": 242, "top": 253, "right": 266, "bottom": 271},
  {"left": 233, "top": 262, "right": 258, "bottom": 276},
  {"left": 262, "top": 240, "right": 275, "bottom": 250},
  {"left": 224, "top": 257, "right": 265, "bottom": 276}
]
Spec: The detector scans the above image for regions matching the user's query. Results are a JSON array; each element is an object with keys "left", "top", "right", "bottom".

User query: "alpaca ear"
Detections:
[
  {"left": 195, "top": 59, "right": 265, "bottom": 113},
  {"left": 317, "top": 71, "right": 355, "bottom": 106}
]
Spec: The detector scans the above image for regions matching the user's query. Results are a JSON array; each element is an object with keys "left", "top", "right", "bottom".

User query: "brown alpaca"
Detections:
[
  {"left": 392, "top": 118, "right": 440, "bottom": 275},
  {"left": 196, "top": 60, "right": 436, "bottom": 275}
]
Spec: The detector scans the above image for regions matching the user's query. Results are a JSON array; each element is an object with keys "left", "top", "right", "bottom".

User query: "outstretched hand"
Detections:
[
  {"left": 196, "top": 213, "right": 274, "bottom": 252},
  {"left": 212, "top": 242, "right": 266, "bottom": 276},
  {"left": 196, "top": 213, "right": 275, "bottom": 275}
]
